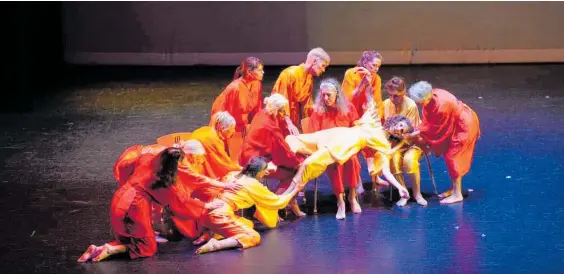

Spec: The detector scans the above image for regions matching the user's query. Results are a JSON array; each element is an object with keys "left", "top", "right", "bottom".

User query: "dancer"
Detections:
[
  {"left": 77, "top": 147, "right": 225, "bottom": 263},
  {"left": 239, "top": 94, "right": 306, "bottom": 217},
  {"left": 405, "top": 81, "right": 481, "bottom": 204},
  {"left": 210, "top": 57, "right": 264, "bottom": 135},
  {"left": 341, "top": 50, "right": 384, "bottom": 119},
  {"left": 283, "top": 105, "right": 411, "bottom": 200},
  {"left": 309, "top": 78, "right": 362, "bottom": 219},
  {"left": 191, "top": 111, "right": 242, "bottom": 181},
  {"left": 382, "top": 77, "right": 427, "bottom": 206},
  {"left": 272, "top": 47, "right": 330, "bottom": 133},
  {"left": 195, "top": 156, "right": 301, "bottom": 255}
]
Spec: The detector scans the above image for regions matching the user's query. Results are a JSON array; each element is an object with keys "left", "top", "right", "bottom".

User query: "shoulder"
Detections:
[{"left": 403, "top": 97, "right": 418, "bottom": 109}]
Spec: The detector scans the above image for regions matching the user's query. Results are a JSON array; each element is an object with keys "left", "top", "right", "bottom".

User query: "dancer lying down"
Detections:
[
  {"left": 283, "top": 105, "right": 412, "bottom": 201},
  {"left": 195, "top": 156, "right": 301, "bottom": 255}
]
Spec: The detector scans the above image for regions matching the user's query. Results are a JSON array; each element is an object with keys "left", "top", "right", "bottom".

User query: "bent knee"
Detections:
[{"left": 402, "top": 158, "right": 420, "bottom": 174}]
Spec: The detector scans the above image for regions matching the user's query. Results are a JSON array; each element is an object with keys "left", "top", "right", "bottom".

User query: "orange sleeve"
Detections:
[
  {"left": 341, "top": 69, "right": 357, "bottom": 101},
  {"left": 272, "top": 71, "right": 292, "bottom": 115},
  {"left": 405, "top": 104, "right": 421, "bottom": 128},
  {"left": 168, "top": 185, "right": 206, "bottom": 220},
  {"left": 113, "top": 144, "right": 143, "bottom": 186},
  {"left": 373, "top": 75, "right": 384, "bottom": 119}
]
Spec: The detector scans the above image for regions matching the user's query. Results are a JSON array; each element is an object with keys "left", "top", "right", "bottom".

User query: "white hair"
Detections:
[
  {"left": 181, "top": 140, "right": 205, "bottom": 155},
  {"left": 264, "top": 94, "right": 289, "bottom": 114},
  {"left": 408, "top": 81, "right": 433, "bottom": 103},
  {"left": 307, "top": 47, "right": 330, "bottom": 64},
  {"left": 211, "top": 111, "right": 236, "bottom": 131}
]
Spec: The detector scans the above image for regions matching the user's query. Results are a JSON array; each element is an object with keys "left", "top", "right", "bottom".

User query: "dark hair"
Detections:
[
  {"left": 237, "top": 156, "right": 268, "bottom": 179},
  {"left": 152, "top": 147, "right": 185, "bottom": 189},
  {"left": 385, "top": 76, "right": 406, "bottom": 92},
  {"left": 233, "top": 57, "right": 263, "bottom": 80}
]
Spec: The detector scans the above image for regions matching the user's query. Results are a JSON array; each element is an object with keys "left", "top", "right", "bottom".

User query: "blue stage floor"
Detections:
[{"left": 1, "top": 64, "right": 563, "bottom": 273}]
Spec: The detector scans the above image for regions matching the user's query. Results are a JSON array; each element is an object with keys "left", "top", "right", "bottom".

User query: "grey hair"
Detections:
[
  {"left": 307, "top": 47, "right": 330, "bottom": 64},
  {"left": 211, "top": 111, "right": 236, "bottom": 131},
  {"left": 264, "top": 94, "right": 289, "bottom": 114},
  {"left": 408, "top": 81, "right": 433, "bottom": 103},
  {"left": 181, "top": 140, "right": 206, "bottom": 155},
  {"left": 314, "top": 78, "right": 349, "bottom": 114}
]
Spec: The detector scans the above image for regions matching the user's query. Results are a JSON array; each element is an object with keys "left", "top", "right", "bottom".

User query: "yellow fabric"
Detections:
[
  {"left": 383, "top": 97, "right": 423, "bottom": 175},
  {"left": 221, "top": 177, "right": 294, "bottom": 228},
  {"left": 382, "top": 97, "right": 421, "bottom": 128},
  {"left": 285, "top": 117, "right": 393, "bottom": 186},
  {"left": 390, "top": 146, "right": 423, "bottom": 175}
]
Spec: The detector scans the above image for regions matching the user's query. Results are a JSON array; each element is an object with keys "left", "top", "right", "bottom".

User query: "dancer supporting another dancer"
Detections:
[
  {"left": 382, "top": 76, "right": 427, "bottom": 207},
  {"left": 283, "top": 104, "right": 411, "bottom": 200},
  {"left": 405, "top": 81, "right": 481, "bottom": 204},
  {"left": 210, "top": 57, "right": 264, "bottom": 135},
  {"left": 195, "top": 156, "right": 301, "bottom": 255},
  {"left": 239, "top": 94, "right": 307, "bottom": 217},
  {"left": 77, "top": 147, "right": 225, "bottom": 263},
  {"left": 309, "top": 78, "right": 362, "bottom": 219},
  {"left": 191, "top": 111, "right": 242, "bottom": 182},
  {"left": 272, "top": 47, "right": 330, "bottom": 133}
]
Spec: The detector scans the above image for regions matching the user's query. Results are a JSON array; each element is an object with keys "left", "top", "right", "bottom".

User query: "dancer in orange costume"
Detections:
[
  {"left": 239, "top": 94, "right": 306, "bottom": 217},
  {"left": 272, "top": 47, "right": 330, "bottom": 133},
  {"left": 195, "top": 156, "right": 301, "bottom": 255},
  {"left": 210, "top": 57, "right": 264, "bottom": 135},
  {"left": 77, "top": 147, "right": 225, "bottom": 263},
  {"left": 341, "top": 51, "right": 384, "bottom": 120},
  {"left": 382, "top": 76, "right": 427, "bottom": 207},
  {"left": 405, "top": 81, "right": 481, "bottom": 204},
  {"left": 192, "top": 111, "right": 242, "bottom": 182},
  {"left": 309, "top": 78, "right": 362, "bottom": 219}
]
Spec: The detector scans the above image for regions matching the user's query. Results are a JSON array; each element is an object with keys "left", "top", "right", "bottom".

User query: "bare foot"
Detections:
[
  {"left": 336, "top": 201, "right": 346, "bottom": 220},
  {"left": 289, "top": 201, "right": 306, "bottom": 217},
  {"left": 438, "top": 189, "right": 453, "bottom": 199},
  {"left": 195, "top": 238, "right": 220, "bottom": 255},
  {"left": 78, "top": 245, "right": 98, "bottom": 262},
  {"left": 396, "top": 198, "right": 408, "bottom": 207},
  {"left": 92, "top": 244, "right": 113, "bottom": 262},
  {"left": 440, "top": 193, "right": 463, "bottom": 204},
  {"left": 349, "top": 198, "right": 362, "bottom": 214},
  {"left": 414, "top": 195, "right": 428, "bottom": 206}
]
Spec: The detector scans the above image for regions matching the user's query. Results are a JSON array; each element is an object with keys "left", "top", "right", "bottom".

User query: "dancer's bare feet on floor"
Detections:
[
  {"left": 438, "top": 189, "right": 453, "bottom": 199},
  {"left": 336, "top": 200, "right": 346, "bottom": 220},
  {"left": 349, "top": 198, "right": 362, "bottom": 214},
  {"left": 78, "top": 245, "right": 101, "bottom": 262},
  {"left": 414, "top": 194, "right": 428, "bottom": 206},
  {"left": 440, "top": 193, "right": 463, "bottom": 204},
  {"left": 195, "top": 238, "right": 220, "bottom": 255},
  {"left": 396, "top": 198, "right": 408, "bottom": 207},
  {"left": 289, "top": 200, "right": 306, "bottom": 217}
]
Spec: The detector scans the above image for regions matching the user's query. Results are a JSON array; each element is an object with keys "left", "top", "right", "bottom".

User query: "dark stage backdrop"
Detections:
[{"left": 63, "top": 2, "right": 564, "bottom": 66}]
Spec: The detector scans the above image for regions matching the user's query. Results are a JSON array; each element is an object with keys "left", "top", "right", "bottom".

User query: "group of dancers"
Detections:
[{"left": 78, "top": 47, "right": 481, "bottom": 262}]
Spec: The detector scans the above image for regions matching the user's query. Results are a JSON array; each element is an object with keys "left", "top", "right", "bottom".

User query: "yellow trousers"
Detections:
[{"left": 390, "top": 146, "right": 422, "bottom": 175}]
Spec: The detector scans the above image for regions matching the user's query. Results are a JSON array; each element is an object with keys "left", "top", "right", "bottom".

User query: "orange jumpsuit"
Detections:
[
  {"left": 309, "top": 101, "right": 361, "bottom": 196},
  {"left": 190, "top": 126, "right": 241, "bottom": 180},
  {"left": 210, "top": 78, "right": 262, "bottom": 133},
  {"left": 419, "top": 89, "right": 481, "bottom": 178},
  {"left": 240, "top": 109, "right": 304, "bottom": 192},
  {"left": 272, "top": 65, "right": 314, "bottom": 128},
  {"left": 109, "top": 153, "right": 206, "bottom": 259}
]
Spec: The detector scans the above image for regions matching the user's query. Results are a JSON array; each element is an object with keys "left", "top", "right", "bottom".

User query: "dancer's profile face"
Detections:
[
  {"left": 388, "top": 120, "right": 411, "bottom": 137},
  {"left": 365, "top": 58, "right": 381, "bottom": 74},
  {"left": 250, "top": 64, "right": 264, "bottom": 81},
  {"left": 221, "top": 125, "right": 235, "bottom": 139}
]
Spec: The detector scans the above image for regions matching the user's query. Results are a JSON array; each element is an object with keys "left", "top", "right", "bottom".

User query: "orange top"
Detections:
[
  {"left": 272, "top": 64, "right": 314, "bottom": 127},
  {"left": 190, "top": 126, "right": 241, "bottom": 180},
  {"left": 341, "top": 67, "right": 384, "bottom": 120},
  {"left": 211, "top": 78, "right": 262, "bottom": 132}
]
